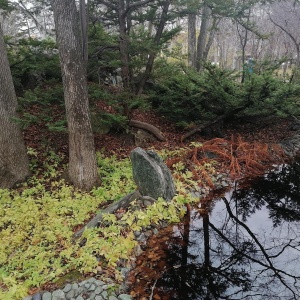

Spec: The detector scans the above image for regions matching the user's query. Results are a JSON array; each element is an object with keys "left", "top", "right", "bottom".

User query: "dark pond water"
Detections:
[{"left": 156, "top": 161, "right": 300, "bottom": 299}]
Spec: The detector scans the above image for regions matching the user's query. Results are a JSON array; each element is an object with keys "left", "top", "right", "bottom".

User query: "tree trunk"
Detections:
[
  {"left": 0, "top": 24, "right": 30, "bottom": 188},
  {"left": 136, "top": 0, "right": 170, "bottom": 95},
  {"left": 188, "top": 12, "right": 196, "bottom": 68},
  {"left": 196, "top": 2, "right": 210, "bottom": 72},
  {"left": 203, "top": 17, "right": 220, "bottom": 62},
  {"left": 118, "top": 0, "right": 131, "bottom": 91},
  {"left": 52, "top": 0, "right": 99, "bottom": 190}
]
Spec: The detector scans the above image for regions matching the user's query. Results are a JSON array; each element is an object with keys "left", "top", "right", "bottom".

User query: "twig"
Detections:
[{"left": 149, "top": 278, "right": 158, "bottom": 300}]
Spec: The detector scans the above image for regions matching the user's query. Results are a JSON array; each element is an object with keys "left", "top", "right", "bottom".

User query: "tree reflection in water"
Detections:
[{"left": 157, "top": 161, "right": 300, "bottom": 299}]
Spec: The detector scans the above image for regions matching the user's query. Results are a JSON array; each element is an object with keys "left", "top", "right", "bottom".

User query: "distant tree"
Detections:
[
  {"left": 11, "top": 0, "right": 54, "bottom": 39},
  {"left": 0, "top": 22, "right": 30, "bottom": 188},
  {"left": 268, "top": 0, "right": 300, "bottom": 67},
  {"left": 196, "top": 0, "right": 210, "bottom": 71},
  {"left": 51, "top": 0, "right": 100, "bottom": 190},
  {"left": 187, "top": 2, "right": 197, "bottom": 67},
  {"left": 91, "top": 0, "right": 184, "bottom": 95}
]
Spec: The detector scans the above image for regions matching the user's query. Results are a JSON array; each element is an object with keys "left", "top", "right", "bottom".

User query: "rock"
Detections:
[
  {"left": 101, "top": 290, "right": 108, "bottom": 298},
  {"left": 32, "top": 293, "right": 42, "bottom": 300},
  {"left": 72, "top": 283, "right": 79, "bottom": 291},
  {"left": 66, "top": 289, "right": 76, "bottom": 300},
  {"left": 52, "top": 289, "right": 65, "bottom": 300},
  {"left": 95, "top": 280, "right": 105, "bottom": 286},
  {"left": 94, "top": 286, "right": 104, "bottom": 295},
  {"left": 153, "top": 228, "right": 158, "bottom": 235},
  {"left": 41, "top": 292, "right": 52, "bottom": 300},
  {"left": 86, "top": 277, "right": 97, "bottom": 284},
  {"left": 130, "top": 147, "right": 176, "bottom": 201},
  {"left": 133, "top": 244, "right": 143, "bottom": 256},
  {"left": 88, "top": 283, "right": 96, "bottom": 291},
  {"left": 118, "top": 294, "right": 132, "bottom": 300},
  {"left": 280, "top": 132, "right": 300, "bottom": 156},
  {"left": 120, "top": 268, "right": 130, "bottom": 277},
  {"left": 134, "top": 230, "right": 141, "bottom": 238},
  {"left": 63, "top": 283, "right": 72, "bottom": 293},
  {"left": 136, "top": 232, "right": 146, "bottom": 242},
  {"left": 221, "top": 181, "right": 229, "bottom": 187}
]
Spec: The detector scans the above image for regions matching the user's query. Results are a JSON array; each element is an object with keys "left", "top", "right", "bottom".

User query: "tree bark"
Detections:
[
  {"left": 188, "top": 4, "right": 196, "bottom": 68},
  {"left": 196, "top": 2, "right": 210, "bottom": 72},
  {"left": 188, "top": 10, "right": 196, "bottom": 68},
  {"left": 118, "top": 0, "right": 131, "bottom": 91},
  {"left": 52, "top": 0, "right": 100, "bottom": 190},
  {"left": 136, "top": 0, "right": 170, "bottom": 95},
  {"left": 203, "top": 17, "right": 220, "bottom": 62},
  {"left": 0, "top": 24, "right": 30, "bottom": 188},
  {"left": 129, "top": 119, "right": 166, "bottom": 141}
]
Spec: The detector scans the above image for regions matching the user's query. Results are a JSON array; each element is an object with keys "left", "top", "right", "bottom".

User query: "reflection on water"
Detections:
[{"left": 157, "top": 161, "right": 300, "bottom": 299}]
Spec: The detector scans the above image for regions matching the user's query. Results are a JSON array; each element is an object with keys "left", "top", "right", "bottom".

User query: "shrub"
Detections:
[
  {"left": 151, "top": 62, "right": 242, "bottom": 126},
  {"left": 6, "top": 37, "right": 61, "bottom": 94},
  {"left": 150, "top": 60, "right": 300, "bottom": 125}
]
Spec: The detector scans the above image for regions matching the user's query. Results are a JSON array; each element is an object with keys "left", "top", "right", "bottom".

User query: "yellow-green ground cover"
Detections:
[{"left": 0, "top": 147, "right": 207, "bottom": 300}]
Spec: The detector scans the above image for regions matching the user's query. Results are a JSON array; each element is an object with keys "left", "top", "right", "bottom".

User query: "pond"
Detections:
[{"left": 130, "top": 160, "right": 300, "bottom": 299}]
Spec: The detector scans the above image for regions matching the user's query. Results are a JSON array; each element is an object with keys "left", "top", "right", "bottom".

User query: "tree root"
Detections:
[
  {"left": 73, "top": 191, "right": 141, "bottom": 239},
  {"left": 73, "top": 191, "right": 157, "bottom": 240},
  {"left": 129, "top": 119, "right": 165, "bottom": 141}
]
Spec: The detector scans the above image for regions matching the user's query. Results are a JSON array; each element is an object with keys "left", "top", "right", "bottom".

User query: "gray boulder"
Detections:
[{"left": 130, "top": 147, "right": 176, "bottom": 201}]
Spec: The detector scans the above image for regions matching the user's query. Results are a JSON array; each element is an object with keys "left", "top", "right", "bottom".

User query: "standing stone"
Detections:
[{"left": 130, "top": 147, "right": 176, "bottom": 201}]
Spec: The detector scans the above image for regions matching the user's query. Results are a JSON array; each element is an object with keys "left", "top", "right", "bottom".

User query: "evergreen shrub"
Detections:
[
  {"left": 6, "top": 37, "right": 61, "bottom": 94},
  {"left": 151, "top": 61, "right": 242, "bottom": 126},
  {"left": 150, "top": 60, "right": 300, "bottom": 125}
]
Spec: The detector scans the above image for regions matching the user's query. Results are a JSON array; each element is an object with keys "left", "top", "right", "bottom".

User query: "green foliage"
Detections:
[
  {"left": 89, "top": 83, "right": 149, "bottom": 132},
  {"left": 0, "top": 151, "right": 136, "bottom": 299},
  {"left": 151, "top": 61, "right": 241, "bottom": 126},
  {"left": 0, "top": 145, "right": 217, "bottom": 299},
  {"left": 151, "top": 60, "right": 300, "bottom": 125},
  {"left": 14, "top": 83, "right": 65, "bottom": 131},
  {"left": 268, "top": 81, "right": 300, "bottom": 117},
  {"left": 87, "top": 24, "right": 120, "bottom": 84},
  {"left": 129, "top": 24, "right": 182, "bottom": 78},
  {"left": 88, "top": 83, "right": 114, "bottom": 103},
  {"left": 0, "top": 0, "right": 12, "bottom": 11},
  {"left": 19, "top": 83, "right": 64, "bottom": 107},
  {"left": 6, "top": 37, "right": 61, "bottom": 93},
  {"left": 94, "top": 152, "right": 136, "bottom": 199},
  {"left": 241, "top": 72, "right": 281, "bottom": 116},
  {"left": 241, "top": 72, "right": 300, "bottom": 117}
]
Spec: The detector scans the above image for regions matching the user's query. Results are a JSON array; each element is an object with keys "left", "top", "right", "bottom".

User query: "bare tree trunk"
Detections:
[
  {"left": 52, "top": 0, "right": 100, "bottom": 190},
  {"left": 196, "top": 2, "right": 210, "bottom": 72},
  {"left": 188, "top": 12, "right": 196, "bottom": 68},
  {"left": 0, "top": 24, "right": 30, "bottom": 188},
  {"left": 203, "top": 17, "right": 220, "bottom": 62},
  {"left": 118, "top": 0, "right": 131, "bottom": 91},
  {"left": 236, "top": 21, "right": 249, "bottom": 83},
  {"left": 136, "top": 0, "right": 170, "bottom": 95},
  {"left": 79, "top": 0, "right": 88, "bottom": 62}
]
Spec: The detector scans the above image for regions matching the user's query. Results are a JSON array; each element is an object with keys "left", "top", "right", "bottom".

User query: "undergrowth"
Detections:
[
  {"left": 0, "top": 148, "right": 199, "bottom": 300},
  {"left": 0, "top": 138, "right": 284, "bottom": 299}
]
